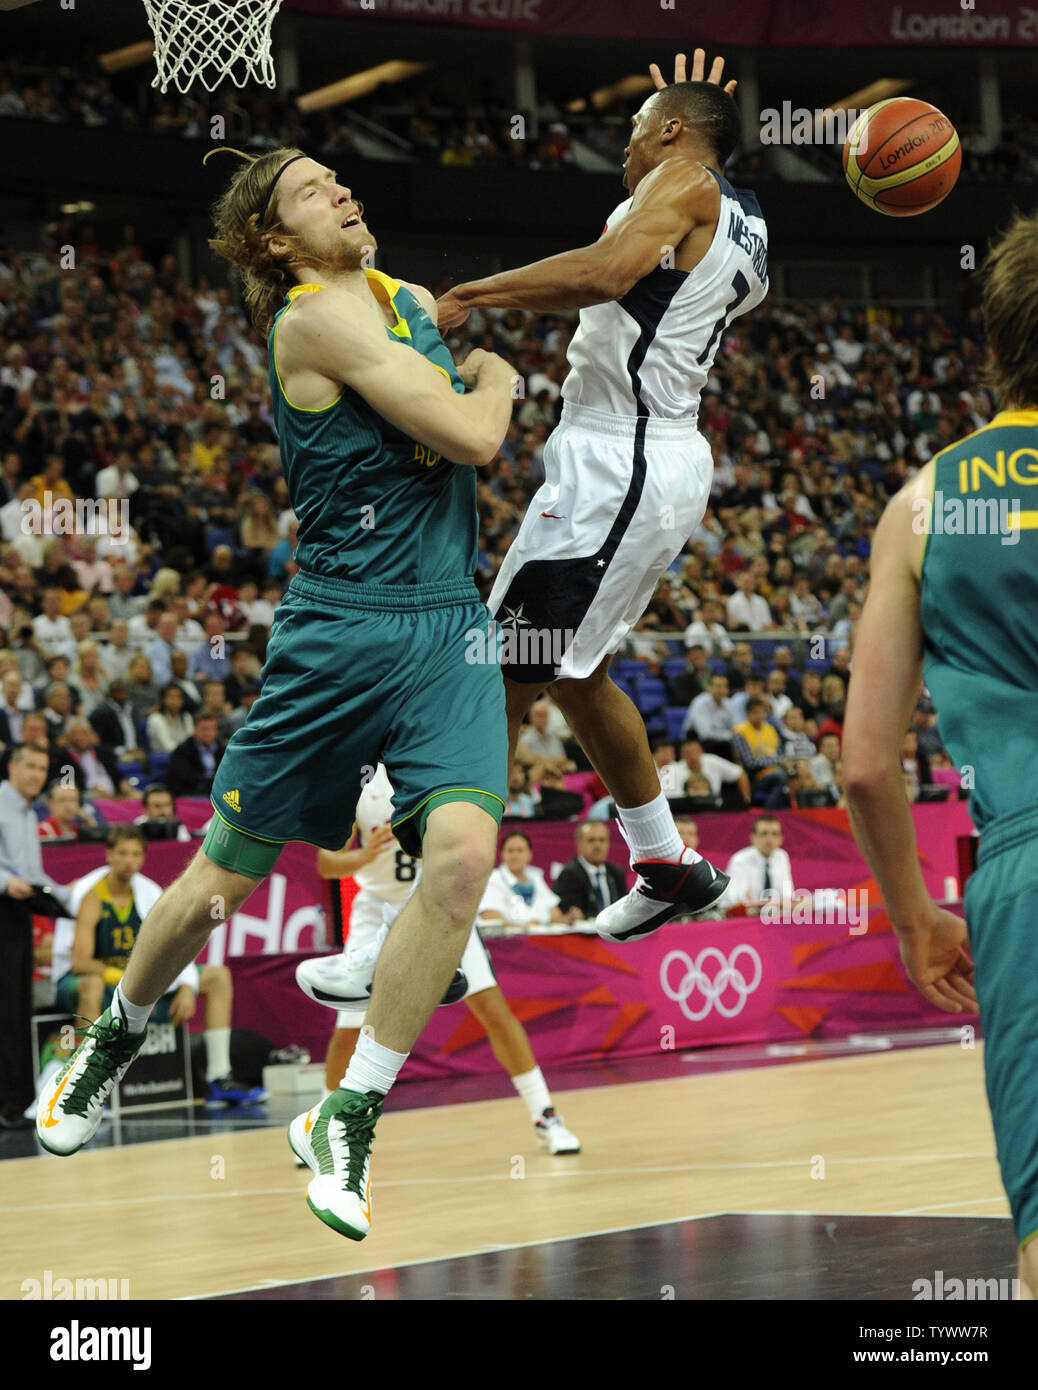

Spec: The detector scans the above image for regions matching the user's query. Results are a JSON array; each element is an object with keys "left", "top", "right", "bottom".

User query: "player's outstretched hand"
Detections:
[
  {"left": 896, "top": 905, "right": 977, "bottom": 1014},
  {"left": 362, "top": 824, "right": 396, "bottom": 863},
  {"left": 649, "top": 47, "right": 737, "bottom": 96},
  {"left": 436, "top": 288, "right": 470, "bottom": 330}
]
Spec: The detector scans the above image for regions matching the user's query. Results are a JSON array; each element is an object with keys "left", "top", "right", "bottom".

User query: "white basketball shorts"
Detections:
[
  {"left": 488, "top": 401, "right": 712, "bottom": 683},
  {"left": 333, "top": 889, "right": 498, "bottom": 1028}
]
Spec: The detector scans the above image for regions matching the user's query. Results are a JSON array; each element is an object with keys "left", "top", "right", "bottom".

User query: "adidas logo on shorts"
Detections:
[{"left": 222, "top": 789, "right": 241, "bottom": 812}]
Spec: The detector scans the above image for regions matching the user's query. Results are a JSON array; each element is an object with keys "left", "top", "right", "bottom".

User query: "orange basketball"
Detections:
[{"left": 843, "top": 97, "right": 961, "bottom": 216}]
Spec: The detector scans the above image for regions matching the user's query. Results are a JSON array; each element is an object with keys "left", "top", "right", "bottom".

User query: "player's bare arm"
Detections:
[
  {"left": 277, "top": 285, "right": 515, "bottom": 466},
  {"left": 843, "top": 465, "right": 977, "bottom": 1014},
  {"left": 69, "top": 889, "right": 105, "bottom": 977},
  {"left": 436, "top": 160, "right": 719, "bottom": 326},
  {"left": 649, "top": 46, "right": 737, "bottom": 95}
]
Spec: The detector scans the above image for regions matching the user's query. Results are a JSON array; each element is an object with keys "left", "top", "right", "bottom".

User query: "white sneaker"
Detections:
[
  {"left": 288, "top": 1089, "right": 383, "bottom": 1240},
  {"left": 296, "top": 937, "right": 468, "bottom": 1009},
  {"left": 36, "top": 1002, "right": 146, "bottom": 1156},
  {"left": 535, "top": 1107, "right": 581, "bottom": 1154}
]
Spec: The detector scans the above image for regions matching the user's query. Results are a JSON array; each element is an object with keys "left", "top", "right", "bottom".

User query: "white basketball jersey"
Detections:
[
  {"left": 353, "top": 764, "right": 418, "bottom": 902},
  {"left": 562, "top": 168, "right": 768, "bottom": 419}
]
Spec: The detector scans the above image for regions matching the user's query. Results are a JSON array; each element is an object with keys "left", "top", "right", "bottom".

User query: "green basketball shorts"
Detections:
[
  {"left": 965, "top": 804, "right": 1038, "bottom": 1248},
  {"left": 208, "top": 570, "right": 507, "bottom": 861}
]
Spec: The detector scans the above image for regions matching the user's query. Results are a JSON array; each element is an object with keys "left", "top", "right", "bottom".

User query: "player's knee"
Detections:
[{"left": 203, "top": 964, "right": 231, "bottom": 993}]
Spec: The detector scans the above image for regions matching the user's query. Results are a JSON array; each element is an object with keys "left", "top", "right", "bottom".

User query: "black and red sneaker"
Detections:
[{"left": 595, "top": 853, "right": 729, "bottom": 942}]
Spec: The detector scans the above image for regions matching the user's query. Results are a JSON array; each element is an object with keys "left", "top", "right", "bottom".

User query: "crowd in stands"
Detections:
[
  {"left": 1, "top": 56, "right": 1032, "bottom": 184},
  {"left": 0, "top": 200, "right": 985, "bottom": 825}
]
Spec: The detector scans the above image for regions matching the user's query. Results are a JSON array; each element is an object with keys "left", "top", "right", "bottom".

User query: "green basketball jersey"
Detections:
[
  {"left": 919, "top": 408, "right": 1038, "bottom": 833},
  {"left": 267, "top": 271, "right": 478, "bottom": 585},
  {"left": 93, "top": 877, "right": 143, "bottom": 969}
]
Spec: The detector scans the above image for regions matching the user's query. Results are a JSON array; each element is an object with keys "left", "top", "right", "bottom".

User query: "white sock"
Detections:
[
  {"left": 512, "top": 1065, "right": 552, "bottom": 1122},
  {"left": 113, "top": 984, "right": 153, "bottom": 1035},
  {"left": 204, "top": 1027, "right": 231, "bottom": 1082},
  {"left": 341, "top": 1027, "right": 408, "bottom": 1097},
  {"left": 617, "top": 791, "right": 696, "bottom": 864}
]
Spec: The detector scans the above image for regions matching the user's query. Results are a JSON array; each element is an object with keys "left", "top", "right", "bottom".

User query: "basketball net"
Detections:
[{"left": 143, "top": 0, "right": 284, "bottom": 94}]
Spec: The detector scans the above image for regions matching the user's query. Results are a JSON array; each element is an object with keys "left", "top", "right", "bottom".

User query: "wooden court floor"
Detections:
[{"left": 0, "top": 1044, "right": 1009, "bottom": 1300}]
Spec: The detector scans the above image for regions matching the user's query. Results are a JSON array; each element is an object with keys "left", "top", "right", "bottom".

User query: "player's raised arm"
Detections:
[
  {"left": 437, "top": 159, "right": 716, "bottom": 325},
  {"left": 278, "top": 285, "right": 516, "bottom": 467}
]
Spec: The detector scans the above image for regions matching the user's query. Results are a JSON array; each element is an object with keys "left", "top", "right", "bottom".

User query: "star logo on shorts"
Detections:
[
  {"left": 596, "top": 559, "right": 606, "bottom": 568},
  {"left": 500, "top": 604, "right": 531, "bottom": 628}
]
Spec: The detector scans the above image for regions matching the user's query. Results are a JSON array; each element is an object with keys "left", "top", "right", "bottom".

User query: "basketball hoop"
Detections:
[{"left": 143, "top": 0, "right": 284, "bottom": 95}]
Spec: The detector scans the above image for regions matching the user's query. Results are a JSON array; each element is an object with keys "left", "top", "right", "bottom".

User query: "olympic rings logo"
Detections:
[{"left": 659, "top": 945, "right": 763, "bottom": 1021}]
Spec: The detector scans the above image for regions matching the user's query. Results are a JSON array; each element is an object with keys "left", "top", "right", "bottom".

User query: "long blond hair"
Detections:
[{"left": 204, "top": 146, "right": 307, "bottom": 337}]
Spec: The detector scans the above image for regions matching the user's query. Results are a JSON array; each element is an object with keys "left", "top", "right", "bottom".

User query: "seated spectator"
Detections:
[
  {"left": 55, "top": 717, "right": 134, "bottom": 800},
  {"left": 816, "top": 674, "right": 846, "bottom": 741},
  {"left": 725, "top": 640, "right": 760, "bottom": 691},
  {"left": 533, "top": 765, "right": 586, "bottom": 818},
  {"left": 57, "top": 827, "right": 264, "bottom": 1103},
  {"left": 223, "top": 644, "right": 262, "bottom": 707},
  {"left": 145, "top": 610, "right": 181, "bottom": 687},
  {"left": 788, "top": 759, "right": 836, "bottom": 808},
  {"left": 667, "top": 642, "right": 710, "bottom": 706},
  {"left": 683, "top": 672, "right": 736, "bottom": 756},
  {"left": 196, "top": 678, "right": 234, "bottom": 742},
  {"left": 729, "top": 672, "right": 768, "bottom": 725},
  {"left": 795, "top": 667, "right": 825, "bottom": 728},
  {"left": 765, "top": 668, "right": 794, "bottom": 726},
  {"left": 721, "top": 814, "right": 795, "bottom": 914},
  {"left": 41, "top": 680, "right": 74, "bottom": 739},
  {"left": 125, "top": 652, "right": 160, "bottom": 723},
  {"left": 32, "top": 586, "right": 75, "bottom": 660},
  {"left": 37, "top": 781, "right": 102, "bottom": 839},
  {"left": 89, "top": 678, "right": 142, "bottom": 758},
  {"left": 650, "top": 737, "right": 678, "bottom": 794},
  {"left": 771, "top": 645, "right": 802, "bottom": 704},
  {"left": 809, "top": 732, "right": 841, "bottom": 790},
  {"left": 503, "top": 763, "right": 537, "bottom": 819},
  {"left": 674, "top": 815, "right": 699, "bottom": 850},
  {"left": 189, "top": 609, "right": 232, "bottom": 682},
  {"left": 515, "top": 699, "right": 575, "bottom": 779},
  {"left": 551, "top": 821, "right": 627, "bottom": 921},
  {"left": 73, "top": 639, "right": 107, "bottom": 718},
  {"left": 166, "top": 712, "right": 224, "bottom": 797},
  {"left": 479, "top": 830, "right": 571, "bottom": 928},
  {"left": 901, "top": 728, "right": 932, "bottom": 797},
  {"left": 726, "top": 570, "right": 773, "bottom": 632},
  {"left": 168, "top": 649, "right": 202, "bottom": 713},
  {"left": 683, "top": 598, "right": 733, "bottom": 657},
  {"left": 778, "top": 705, "right": 817, "bottom": 762},
  {"left": 912, "top": 698, "right": 944, "bottom": 759},
  {"left": 146, "top": 682, "right": 195, "bottom": 753},
  {"left": 663, "top": 737, "right": 750, "bottom": 808},
  {"left": 133, "top": 782, "right": 192, "bottom": 842},
  {"left": 0, "top": 667, "right": 31, "bottom": 743},
  {"left": 732, "top": 696, "right": 788, "bottom": 808}
]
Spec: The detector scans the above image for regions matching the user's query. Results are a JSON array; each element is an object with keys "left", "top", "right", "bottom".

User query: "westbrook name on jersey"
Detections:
[{"left": 562, "top": 168, "right": 768, "bottom": 419}]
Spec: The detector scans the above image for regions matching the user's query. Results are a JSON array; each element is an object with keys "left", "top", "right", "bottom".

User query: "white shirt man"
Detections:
[
  {"left": 479, "top": 863, "right": 560, "bottom": 928},
  {"left": 683, "top": 677, "right": 736, "bottom": 743},
  {"left": 32, "top": 608, "right": 75, "bottom": 661},
  {"left": 663, "top": 748, "right": 744, "bottom": 801},
  {"left": 726, "top": 586, "right": 772, "bottom": 632},
  {"left": 682, "top": 616, "right": 733, "bottom": 656},
  {"left": 722, "top": 817, "right": 795, "bottom": 912}
]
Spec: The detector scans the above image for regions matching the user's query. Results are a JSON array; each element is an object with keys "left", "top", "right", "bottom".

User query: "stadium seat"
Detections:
[
  {"left": 663, "top": 659, "right": 686, "bottom": 683},
  {"left": 633, "top": 677, "right": 668, "bottom": 716},
  {"left": 148, "top": 751, "right": 172, "bottom": 780},
  {"left": 665, "top": 707, "right": 688, "bottom": 743},
  {"left": 613, "top": 659, "right": 646, "bottom": 682},
  {"left": 708, "top": 659, "right": 727, "bottom": 675},
  {"left": 205, "top": 525, "right": 236, "bottom": 553}
]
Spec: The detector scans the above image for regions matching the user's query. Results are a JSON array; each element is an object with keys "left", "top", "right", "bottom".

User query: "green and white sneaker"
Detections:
[
  {"left": 288, "top": 1088, "right": 383, "bottom": 1241},
  {"left": 36, "top": 1001, "right": 146, "bottom": 1156}
]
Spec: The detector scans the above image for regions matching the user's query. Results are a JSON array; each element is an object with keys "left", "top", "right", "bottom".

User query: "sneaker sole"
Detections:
[
  {"left": 596, "top": 875, "right": 730, "bottom": 943},
  {"left": 538, "top": 1138, "right": 581, "bottom": 1154}
]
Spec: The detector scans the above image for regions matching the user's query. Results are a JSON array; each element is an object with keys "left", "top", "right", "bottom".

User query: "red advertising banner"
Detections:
[{"left": 283, "top": 0, "right": 1037, "bottom": 47}]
